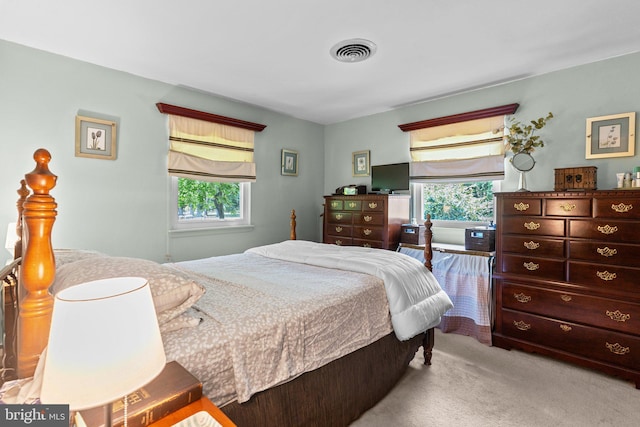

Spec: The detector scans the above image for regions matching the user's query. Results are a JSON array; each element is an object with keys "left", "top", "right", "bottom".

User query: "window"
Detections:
[{"left": 171, "top": 178, "right": 250, "bottom": 230}]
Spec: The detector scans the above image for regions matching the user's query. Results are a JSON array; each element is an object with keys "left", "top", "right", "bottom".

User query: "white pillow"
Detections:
[{"left": 52, "top": 256, "right": 205, "bottom": 325}]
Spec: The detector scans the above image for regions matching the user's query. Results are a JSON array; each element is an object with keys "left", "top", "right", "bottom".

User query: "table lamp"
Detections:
[{"left": 40, "top": 277, "right": 166, "bottom": 426}]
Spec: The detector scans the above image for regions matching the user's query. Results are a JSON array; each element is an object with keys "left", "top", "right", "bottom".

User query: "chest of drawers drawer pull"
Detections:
[
  {"left": 523, "top": 261, "right": 539, "bottom": 271},
  {"left": 560, "top": 324, "right": 572, "bottom": 332},
  {"left": 560, "top": 203, "right": 576, "bottom": 212},
  {"left": 523, "top": 221, "right": 541, "bottom": 230},
  {"left": 335, "top": 239, "right": 343, "bottom": 245},
  {"left": 606, "top": 342, "right": 630, "bottom": 355},
  {"left": 364, "top": 215, "right": 372, "bottom": 222},
  {"left": 514, "top": 202, "right": 530, "bottom": 211},
  {"left": 335, "top": 214, "right": 343, "bottom": 220},
  {"left": 597, "top": 224, "right": 618, "bottom": 234},
  {"left": 514, "top": 320, "right": 531, "bottom": 331},
  {"left": 514, "top": 293, "right": 532, "bottom": 303},
  {"left": 596, "top": 270, "right": 617, "bottom": 281},
  {"left": 560, "top": 295, "right": 572, "bottom": 302},
  {"left": 596, "top": 246, "right": 617, "bottom": 257},
  {"left": 363, "top": 228, "right": 372, "bottom": 236},
  {"left": 368, "top": 202, "right": 378, "bottom": 209},
  {"left": 611, "top": 202, "right": 633, "bottom": 213},
  {"left": 523, "top": 241, "right": 540, "bottom": 250},
  {"left": 363, "top": 243, "right": 371, "bottom": 248},
  {"left": 347, "top": 201, "right": 357, "bottom": 208},
  {"left": 331, "top": 201, "right": 341, "bottom": 208},
  {"left": 606, "top": 310, "right": 630, "bottom": 322},
  {"left": 335, "top": 226, "right": 343, "bottom": 233}
]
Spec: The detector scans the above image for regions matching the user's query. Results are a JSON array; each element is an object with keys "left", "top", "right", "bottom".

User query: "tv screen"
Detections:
[{"left": 371, "top": 162, "right": 410, "bottom": 192}]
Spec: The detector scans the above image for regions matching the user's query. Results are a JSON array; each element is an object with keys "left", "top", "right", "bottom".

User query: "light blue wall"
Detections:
[
  {"left": 324, "top": 52, "right": 640, "bottom": 242},
  {"left": 0, "top": 40, "right": 325, "bottom": 264}
]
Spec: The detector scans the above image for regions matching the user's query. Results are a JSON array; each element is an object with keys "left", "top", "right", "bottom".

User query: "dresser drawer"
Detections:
[
  {"left": 545, "top": 198, "right": 592, "bottom": 217},
  {"left": 328, "top": 212, "right": 353, "bottom": 224},
  {"left": 354, "top": 226, "right": 383, "bottom": 240},
  {"left": 325, "top": 224, "right": 353, "bottom": 238},
  {"left": 569, "top": 241, "right": 637, "bottom": 265},
  {"left": 501, "top": 254, "right": 565, "bottom": 281},
  {"left": 354, "top": 212, "right": 384, "bottom": 226},
  {"left": 501, "top": 235, "right": 565, "bottom": 257},
  {"left": 501, "top": 217, "right": 565, "bottom": 237},
  {"left": 500, "top": 309, "right": 640, "bottom": 371},
  {"left": 568, "top": 261, "right": 640, "bottom": 295},
  {"left": 569, "top": 219, "right": 640, "bottom": 243},
  {"left": 594, "top": 197, "right": 640, "bottom": 219},
  {"left": 501, "top": 283, "right": 640, "bottom": 334},
  {"left": 501, "top": 198, "right": 542, "bottom": 216},
  {"left": 325, "top": 236, "right": 352, "bottom": 246},
  {"left": 352, "top": 238, "right": 384, "bottom": 249},
  {"left": 362, "top": 200, "right": 384, "bottom": 211}
]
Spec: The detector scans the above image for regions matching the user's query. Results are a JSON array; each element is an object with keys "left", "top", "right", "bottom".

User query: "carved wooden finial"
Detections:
[
  {"left": 423, "top": 214, "right": 433, "bottom": 271},
  {"left": 290, "top": 209, "right": 297, "bottom": 240},
  {"left": 14, "top": 179, "right": 29, "bottom": 260},
  {"left": 25, "top": 148, "right": 57, "bottom": 195}
]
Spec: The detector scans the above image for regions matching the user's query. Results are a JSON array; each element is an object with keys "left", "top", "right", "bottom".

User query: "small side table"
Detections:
[{"left": 148, "top": 396, "right": 236, "bottom": 427}]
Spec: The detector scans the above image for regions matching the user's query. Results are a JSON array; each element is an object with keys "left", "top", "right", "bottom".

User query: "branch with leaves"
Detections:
[{"left": 505, "top": 112, "right": 554, "bottom": 154}]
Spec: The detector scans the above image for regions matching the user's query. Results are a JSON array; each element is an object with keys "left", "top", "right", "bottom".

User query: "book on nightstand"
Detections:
[{"left": 78, "top": 361, "right": 203, "bottom": 427}]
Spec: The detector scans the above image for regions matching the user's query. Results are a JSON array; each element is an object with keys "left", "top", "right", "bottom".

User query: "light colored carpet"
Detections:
[{"left": 352, "top": 329, "right": 640, "bottom": 427}]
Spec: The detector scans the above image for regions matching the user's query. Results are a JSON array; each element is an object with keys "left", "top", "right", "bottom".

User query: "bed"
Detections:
[{"left": 2, "top": 149, "right": 453, "bottom": 426}]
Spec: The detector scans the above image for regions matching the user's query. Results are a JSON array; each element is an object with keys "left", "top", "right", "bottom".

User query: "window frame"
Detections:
[{"left": 169, "top": 177, "right": 251, "bottom": 231}]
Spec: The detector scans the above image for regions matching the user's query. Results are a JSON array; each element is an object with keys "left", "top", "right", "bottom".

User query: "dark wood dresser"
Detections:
[
  {"left": 493, "top": 190, "right": 640, "bottom": 388},
  {"left": 323, "top": 194, "right": 410, "bottom": 250}
]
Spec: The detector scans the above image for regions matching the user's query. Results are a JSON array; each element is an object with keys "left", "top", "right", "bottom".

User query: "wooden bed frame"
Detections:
[{"left": 2, "top": 148, "right": 437, "bottom": 426}]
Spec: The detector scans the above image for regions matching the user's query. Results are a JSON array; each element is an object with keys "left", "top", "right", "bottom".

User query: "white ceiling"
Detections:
[{"left": 2, "top": 0, "right": 640, "bottom": 125}]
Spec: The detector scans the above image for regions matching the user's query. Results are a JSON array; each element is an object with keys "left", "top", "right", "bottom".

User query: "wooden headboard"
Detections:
[{"left": 2, "top": 148, "right": 434, "bottom": 382}]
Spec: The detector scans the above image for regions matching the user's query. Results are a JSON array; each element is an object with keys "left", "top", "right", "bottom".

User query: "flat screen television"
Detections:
[{"left": 371, "top": 162, "right": 410, "bottom": 193}]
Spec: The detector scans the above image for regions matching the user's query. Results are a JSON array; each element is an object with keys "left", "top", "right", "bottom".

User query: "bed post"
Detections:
[
  {"left": 14, "top": 180, "right": 29, "bottom": 260},
  {"left": 290, "top": 209, "right": 296, "bottom": 240},
  {"left": 423, "top": 214, "right": 433, "bottom": 271},
  {"left": 17, "top": 149, "right": 58, "bottom": 378}
]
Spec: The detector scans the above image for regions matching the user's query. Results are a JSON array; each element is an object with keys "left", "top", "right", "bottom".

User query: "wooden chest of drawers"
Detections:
[
  {"left": 493, "top": 190, "right": 640, "bottom": 388},
  {"left": 323, "top": 194, "right": 410, "bottom": 250}
]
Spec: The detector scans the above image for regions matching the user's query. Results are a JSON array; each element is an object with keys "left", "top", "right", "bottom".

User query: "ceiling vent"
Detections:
[{"left": 330, "top": 38, "right": 377, "bottom": 63}]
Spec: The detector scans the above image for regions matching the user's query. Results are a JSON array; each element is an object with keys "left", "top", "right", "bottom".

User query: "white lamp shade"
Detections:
[{"left": 40, "top": 277, "right": 166, "bottom": 410}]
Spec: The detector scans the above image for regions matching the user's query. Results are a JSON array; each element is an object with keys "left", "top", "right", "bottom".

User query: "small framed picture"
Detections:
[
  {"left": 75, "top": 115, "right": 117, "bottom": 160},
  {"left": 586, "top": 112, "right": 635, "bottom": 159},
  {"left": 281, "top": 149, "right": 298, "bottom": 176},
  {"left": 352, "top": 150, "right": 370, "bottom": 177}
]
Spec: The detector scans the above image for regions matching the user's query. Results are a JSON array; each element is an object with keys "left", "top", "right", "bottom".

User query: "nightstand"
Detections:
[{"left": 148, "top": 396, "right": 236, "bottom": 427}]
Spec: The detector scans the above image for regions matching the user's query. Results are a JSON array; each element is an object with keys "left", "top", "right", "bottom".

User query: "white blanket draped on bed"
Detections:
[{"left": 247, "top": 240, "right": 453, "bottom": 340}]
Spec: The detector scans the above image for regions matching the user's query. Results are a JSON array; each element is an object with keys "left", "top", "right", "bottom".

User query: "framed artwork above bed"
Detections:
[{"left": 75, "top": 115, "right": 117, "bottom": 160}]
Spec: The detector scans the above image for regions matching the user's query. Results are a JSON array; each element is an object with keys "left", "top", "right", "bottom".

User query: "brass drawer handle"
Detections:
[
  {"left": 523, "top": 241, "right": 540, "bottom": 250},
  {"left": 335, "top": 214, "right": 343, "bottom": 220},
  {"left": 559, "top": 324, "right": 572, "bottom": 332},
  {"left": 524, "top": 221, "right": 540, "bottom": 230},
  {"left": 364, "top": 215, "right": 373, "bottom": 222},
  {"left": 335, "top": 239, "right": 343, "bottom": 246},
  {"left": 514, "top": 202, "right": 530, "bottom": 211},
  {"left": 513, "top": 320, "right": 531, "bottom": 331},
  {"left": 331, "top": 201, "right": 340, "bottom": 208},
  {"left": 596, "top": 270, "right": 617, "bottom": 281},
  {"left": 560, "top": 203, "right": 576, "bottom": 211},
  {"left": 523, "top": 262, "right": 539, "bottom": 271},
  {"left": 363, "top": 243, "right": 371, "bottom": 248},
  {"left": 611, "top": 202, "right": 633, "bottom": 213},
  {"left": 560, "top": 295, "right": 572, "bottom": 302},
  {"left": 597, "top": 246, "right": 617, "bottom": 257},
  {"left": 348, "top": 202, "right": 357, "bottom": 208},
  {"left": 513, "top": 293, "right": 531, "bottom": 303},
  {"left": 606, "top": 342, "right": 630, "bottom": 355},
  {"left": 368, "top": 202, "right": 378, "bottom": 208},
  {"left": 335, "top": 226, "right": 343, "bottom": 233},
  {"left": 363, "top": 229, "right": 372, "bottom": 236},
  {"left": 606, "top": 310, "right": 630, "bottom": 322},
  {"left": 597, "top": 224, "right": 618, "bottom": 234}
]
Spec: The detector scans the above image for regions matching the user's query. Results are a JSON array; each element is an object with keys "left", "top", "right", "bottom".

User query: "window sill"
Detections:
[{"left": 169, "top": 224, "right": 255, "bottom": 238}]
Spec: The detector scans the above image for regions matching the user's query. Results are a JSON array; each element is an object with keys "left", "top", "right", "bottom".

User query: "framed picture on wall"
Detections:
[
  {"left": 281, "top": 149, "right": 298, "bottom": 176},
  {"left": 585, "top": 112, "right": 635, "bottom": 159},
  {"left": 352, "top": 150, "right": 370, "bottom": 177},
  {"left": 75, "top": 115, "right": 117, "bottom": 160}
]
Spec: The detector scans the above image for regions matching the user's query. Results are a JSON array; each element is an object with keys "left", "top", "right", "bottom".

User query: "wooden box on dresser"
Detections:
[
  {"left": 493, "top": 190, "right": 640, "bottom": 388},
  {"left": 323, "top": 194, "right": 410, "bottom": 250}
]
